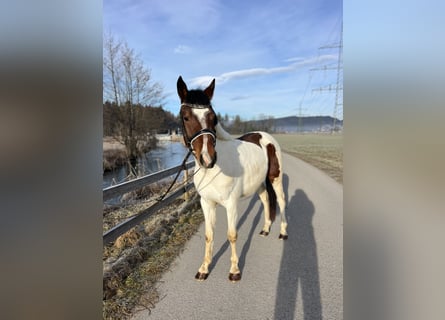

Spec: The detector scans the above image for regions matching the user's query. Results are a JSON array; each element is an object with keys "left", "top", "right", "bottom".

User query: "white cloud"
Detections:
[
  {"left": 174, "top": 45, "right": 191, "bottom": 54},
  {"left": 189, "top": 76, "right": 215, "bottom": 88},
  {"left": 190, "top": 54, "right": 337, "bottom": 87},
  {"left": 285, "top": 57, "right": 305, "bottom": 62},
  {"left": 231, "top": 95, "right": 250, "bottom": 101}
]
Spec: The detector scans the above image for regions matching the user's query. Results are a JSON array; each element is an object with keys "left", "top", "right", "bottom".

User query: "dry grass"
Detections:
[
  {"left": 103, "top": 185, "right": 204, "bottom": 320},
  {"left": 272, "top": 133, "right": 343, "bottom": 184},
  {"left": 103, "top": 137, "right": 127, "bottom": 171},
  {"left": 103, "top": 181, "right": 173, "bottom": 232},
  {"left": 103, "top": 137, "right": 126, "bottom": 151},
  {"left": 102, "top": 136, "right": 157, "bottom": 171}
]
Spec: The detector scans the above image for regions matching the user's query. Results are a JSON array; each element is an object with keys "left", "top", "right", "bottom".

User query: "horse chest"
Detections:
[{"left": 193, "top": 144, "right": 268, "bottom": 204}]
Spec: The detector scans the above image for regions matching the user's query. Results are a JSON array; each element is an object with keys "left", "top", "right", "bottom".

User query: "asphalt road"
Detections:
[{"left": 132, "top": 153, "right": 343, "bottom": 320}]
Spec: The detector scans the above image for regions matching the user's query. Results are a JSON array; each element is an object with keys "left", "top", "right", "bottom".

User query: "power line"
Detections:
[
  {"left": 332, "top": 22, "right": 343, "bottom": 131},
  {"left": 311, "top": 21, "right": 343, "bottom": 132}
]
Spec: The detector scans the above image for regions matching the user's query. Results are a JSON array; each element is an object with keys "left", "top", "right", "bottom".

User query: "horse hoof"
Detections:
[
  {"left": 279, "top": 234, "right": 288, "bottom": 240},
  {"left": 259, "top": 230, "right": 269, "bottom": 237},
  {"left": 195, "top": 272, "right": 209, "bottom": 281},
  {"left": 229, "top": 273, "right": 241, "bottom": 282}
]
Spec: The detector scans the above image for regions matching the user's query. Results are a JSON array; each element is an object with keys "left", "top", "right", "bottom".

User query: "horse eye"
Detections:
[{"left": 183, "top": 117, "right": 189, "bottom": 121}]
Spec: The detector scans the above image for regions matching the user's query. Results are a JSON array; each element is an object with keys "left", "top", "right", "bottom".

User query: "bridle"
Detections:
[{"left": 180, "top": 103, "right": 217, "bottom": 152}]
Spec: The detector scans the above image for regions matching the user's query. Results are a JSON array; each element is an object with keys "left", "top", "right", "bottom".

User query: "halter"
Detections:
[{"left": 181, "top": 103, "right": 217, "bottom": 151}]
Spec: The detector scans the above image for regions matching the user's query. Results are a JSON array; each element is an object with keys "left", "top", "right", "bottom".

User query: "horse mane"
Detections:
[{"left": 215, "top": 123, "right": 233, "bottom": 141}]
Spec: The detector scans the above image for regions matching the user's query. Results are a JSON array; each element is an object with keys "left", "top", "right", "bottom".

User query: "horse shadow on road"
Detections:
[{"left": 274, "top": 185, "right": 322, "bottom": 320}]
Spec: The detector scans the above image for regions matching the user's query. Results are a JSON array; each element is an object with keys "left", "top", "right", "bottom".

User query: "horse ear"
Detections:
[
  {"left": 204, "top": 78, "right": 216, "bottom": 101},
  {"left": 177, "top": 76, "right": 188, "bottom": 102}
]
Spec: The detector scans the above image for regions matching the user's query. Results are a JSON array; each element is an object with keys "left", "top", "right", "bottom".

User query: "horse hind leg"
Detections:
[
  {"left": 264, "top": 142, "right": 286, "bottom": 239},
  {"left": 195, "top": 198, "right": 216, "bottom": 281},
  {"left": 257, "top": 185, "right": 272, "bottom": 236},
  {"left": 273, "top": 178, "right": 288, "bottom": 240}
]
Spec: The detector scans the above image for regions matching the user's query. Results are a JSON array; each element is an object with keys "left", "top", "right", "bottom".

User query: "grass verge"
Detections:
[
  {"left": 103, "top": 188, "right": 203, "bottom": 319},
  {"left": 272, "top": 133, "right": 343, "bottom": 184}
]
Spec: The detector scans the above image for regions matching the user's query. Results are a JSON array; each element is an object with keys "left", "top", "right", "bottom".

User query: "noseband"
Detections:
[{"left": 181, "top": 103, "right": 217, "bottom": 151}]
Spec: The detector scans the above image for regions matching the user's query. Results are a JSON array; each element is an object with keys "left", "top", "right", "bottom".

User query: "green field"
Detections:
[{"left": 272, "top": 133, "right": 343, "bottom": 184}]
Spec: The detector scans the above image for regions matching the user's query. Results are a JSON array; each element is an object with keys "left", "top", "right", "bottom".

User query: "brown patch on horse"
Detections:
[
  {"left": 266, "top": 143, "right": 280, "bottom": 182},
  {"left": 237, "top": 135, "right": 280, "bottom": 222},
  {"left": 237, "top": 132, "right": 262, "bottom": 148}
]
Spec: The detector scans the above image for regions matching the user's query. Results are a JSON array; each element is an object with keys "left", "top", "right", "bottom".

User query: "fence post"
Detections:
[{"left": 183, "top": 167, "right": 189, "bottom": 201}]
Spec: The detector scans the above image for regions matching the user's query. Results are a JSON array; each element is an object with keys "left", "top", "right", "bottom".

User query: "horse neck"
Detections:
[{"left": 215, "top": 123, "right": 233, "bottom": 141}]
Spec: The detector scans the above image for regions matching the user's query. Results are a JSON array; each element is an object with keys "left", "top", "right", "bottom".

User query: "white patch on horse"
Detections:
[
  {"left": 192, "top": 108, "right": 212, "bottom": 164},
  {"left": 177, "top": 77, "right": 288, "bottom": 281}
]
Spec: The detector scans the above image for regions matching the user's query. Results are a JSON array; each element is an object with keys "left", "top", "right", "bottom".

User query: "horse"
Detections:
[{"left": 177, "top": 76, "right": 288, "bottom": 282}]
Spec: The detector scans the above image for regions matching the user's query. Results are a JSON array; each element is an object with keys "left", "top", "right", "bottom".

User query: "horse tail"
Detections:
[
  {"left": 265, "top": 173, "right": 277, "bottom": 223},
  {"left": 266, "top": 142, "right": 281, "bottom": 222}
]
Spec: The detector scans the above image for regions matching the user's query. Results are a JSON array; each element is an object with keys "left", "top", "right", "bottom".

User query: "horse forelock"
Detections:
[{"left": 184, "top": 89, "right": 211, "bottom": 106}]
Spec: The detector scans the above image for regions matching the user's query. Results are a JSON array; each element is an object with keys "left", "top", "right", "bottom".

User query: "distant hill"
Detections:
[
  {"left": 274, "top": 116, "right": 342, "bottom": 132},
  {"left": 251, "top": 116, "right": 343, "bottom": 133}
]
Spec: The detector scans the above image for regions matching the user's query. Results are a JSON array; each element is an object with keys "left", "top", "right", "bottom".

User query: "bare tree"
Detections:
[
  {"left": 103, "top": 32, "right": 165, "bottom": 162},
  {"left": 118, "top": 41, "right": 164, "bottom": 107},
  {"left": 103, "top": 32, "right": 122, "bottom": 105}
]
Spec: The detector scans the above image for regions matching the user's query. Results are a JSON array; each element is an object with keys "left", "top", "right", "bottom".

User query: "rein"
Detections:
[
  {"left": 156, "top": 149, "right": 192, "bottom": 202},
  {"left": 157, "top": 103, "right": 216, "bottom": 202}
]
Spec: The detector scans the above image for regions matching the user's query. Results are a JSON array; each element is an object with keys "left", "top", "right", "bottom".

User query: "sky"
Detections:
[{"left": 103, "top": 0, "right": 342, "bottom": 120}]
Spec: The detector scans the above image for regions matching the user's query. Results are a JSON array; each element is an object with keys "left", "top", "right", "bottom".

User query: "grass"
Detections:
[
  {"left": 272, "top": 133, "right": 343, "bottom": 184},
  {"left": 103, "top": 186, "right": 204, "bottom": 320},
  {"left": 103, "top": 137, "right": 127, "bottom": 171}
]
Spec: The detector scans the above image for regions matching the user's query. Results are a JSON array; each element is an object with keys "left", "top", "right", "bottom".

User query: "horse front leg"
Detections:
[
  {"left": 226, "top": 201, "right": 241, "bottom": 282},
  {"left": 195, "top": 197, "right": 216, "bottom": 281}
]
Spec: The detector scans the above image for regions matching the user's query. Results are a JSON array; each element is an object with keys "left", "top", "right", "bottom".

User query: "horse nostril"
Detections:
[
  {"left": 206, "top": 153, "right": 217, "bottom": 169},
  {"left": 199, "top": 153, "right": 217, "bottom": 168}
]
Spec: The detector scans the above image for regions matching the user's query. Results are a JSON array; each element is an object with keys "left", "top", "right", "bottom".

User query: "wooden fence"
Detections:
[{"left": 103, "top": 161, "right": 195, "bottom": 245}]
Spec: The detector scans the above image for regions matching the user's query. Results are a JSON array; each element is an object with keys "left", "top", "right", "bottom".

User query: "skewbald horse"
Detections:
[{"left": 177, "top": 76, "right": 288, "bottom": 282}]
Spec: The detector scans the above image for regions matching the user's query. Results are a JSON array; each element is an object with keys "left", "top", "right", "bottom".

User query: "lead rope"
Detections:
[{"left": 156, "top": 149, "right": 192, "bottom": 202}]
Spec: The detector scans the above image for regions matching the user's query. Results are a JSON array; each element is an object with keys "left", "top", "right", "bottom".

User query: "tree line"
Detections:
[
  {"left": 103, "top": 102, "right": 179, "bottom": 137},
  {"left": 217, "top": 113, "right": 276, "bottom": 134}
]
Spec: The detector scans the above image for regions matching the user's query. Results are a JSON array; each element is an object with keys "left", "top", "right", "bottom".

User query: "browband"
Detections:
[{"left": 181, "top": 103, "right": 212, "bottom": 109}]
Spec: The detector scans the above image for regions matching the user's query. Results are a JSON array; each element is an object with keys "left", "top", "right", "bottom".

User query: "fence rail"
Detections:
[
  {"left": 103, "top": 161, "right": 195, "bottom": 245},
  {"left": 103, "top": 161, "right": 194, "bottom": 201}
]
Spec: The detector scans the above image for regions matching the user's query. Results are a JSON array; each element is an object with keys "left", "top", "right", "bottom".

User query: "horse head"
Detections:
[{"left": 177, "top": 76, "right": 218, "bottom": 169}]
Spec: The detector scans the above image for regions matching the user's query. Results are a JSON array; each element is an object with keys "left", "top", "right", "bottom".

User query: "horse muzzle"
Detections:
[{"left": 199, "top": 152, "right": 217, "bottom": 169}]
